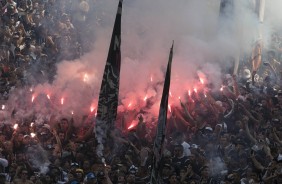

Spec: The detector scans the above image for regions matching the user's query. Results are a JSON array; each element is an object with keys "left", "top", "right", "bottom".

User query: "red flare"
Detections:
[
  {"left": 188, "top": 90, "right": 191, "bottom": 97},
  {"left": 83, "top": 73, "right": 88, "bottom": 82},
  {"left": 30, "top": 133, "right": 36, "bottom": 138},
  {"left": 71, "top": 111, "right": 74, "bottom": 115},
  {"left": 31, "top": 95, "right": 35, "bottom": 103},
  {"left": 1, "top": 105, "right": 5, "bottom": 110},
  {"left": 128, "top": 121, "right": 138, "bottom": 130},
  {"left": 47, "top": 94, "right": 50, "bottom": 100},
  {"left": 13, "top": 124, "right": 18, "bottom": 130},
  {"left": 143, "top": 95, "right": 148, "bottom": 101},
  {"left": 193, "top": 88, "right": 198, "bottom": 93},
  {"left": 128, "top": 102, "right": 132, "bottom": 108},
  {"left": 90, "top": 106, "right": 95, "bottom": 112},
  {"left": 61, "top": 98, "right": 64, "bottom": 105},
  {"left": 168, "top": 104, "right": 172, "bottom": 113},
  {"left": 30, "top": 122, "right": 34, "bottom": 127},
  {"left": 220, "top": 86, "right": 224, "bottom": 91},
  {"left": 200, "top": 78, "right": 204, "bottom": 84}
]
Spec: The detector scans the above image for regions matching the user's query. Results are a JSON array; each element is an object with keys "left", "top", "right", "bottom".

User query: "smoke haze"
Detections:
[{"left": 3, "top": 0, "right": 282, "bottom": 126}]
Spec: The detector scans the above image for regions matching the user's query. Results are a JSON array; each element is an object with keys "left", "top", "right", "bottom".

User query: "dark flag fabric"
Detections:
[
  {"left": 95, "top": 0, "right": 123, "bottom": 159},
  {"left": 219, "top": 0, "right": 234, "bottom": 19},
  {"left": 150, "top": 42, "right": 174, "bottom": 184}
]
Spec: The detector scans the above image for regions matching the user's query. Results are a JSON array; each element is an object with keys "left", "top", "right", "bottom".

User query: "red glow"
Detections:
[
  {"left": 128, "top": 102, "right": 132, "bottom": 108},
  {"left": 90, "top": 106, "right": 95, "bottom": 112},
  {"left": 193, "top": 87, "right": 198, "bottom": 93},
  {"left": 61, "top": 98, "right": 64, "bottom": 105},
  {"left": 47, "top": 94, "right": 50, "bottom": 100}
]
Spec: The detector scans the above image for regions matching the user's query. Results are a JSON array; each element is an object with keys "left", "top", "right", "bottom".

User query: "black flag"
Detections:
[
  {"left": 150, "top": 42, "right": 174, "bottom": 184},
  {"left": 95, "top": 0, "right": 123, "bottom": 160}
]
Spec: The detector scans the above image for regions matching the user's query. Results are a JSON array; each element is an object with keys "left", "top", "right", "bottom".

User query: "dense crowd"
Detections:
[{"left": 1, "top": 0, "right": 282, "bottom": 184}]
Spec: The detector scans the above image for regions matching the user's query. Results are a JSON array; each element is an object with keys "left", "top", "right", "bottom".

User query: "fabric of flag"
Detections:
[
  {"left": 150, "top": 43, "right": 174, "bottom": 184},
  {"left": 95, "top": 0, "right": 123, "bottom": 158},
  {"left": 219, "top": 0, "right": 234, "bottom": 20},
  {"left": 96, "top": 0, "right": 122, "bottom": 123}
]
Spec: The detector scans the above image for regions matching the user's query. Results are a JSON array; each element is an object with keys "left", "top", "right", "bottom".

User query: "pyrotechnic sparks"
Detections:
[{"left": 13, "top": 124, "right": 18, "bottom": 130}]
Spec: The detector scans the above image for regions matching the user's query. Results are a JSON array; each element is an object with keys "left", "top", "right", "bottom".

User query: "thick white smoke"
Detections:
[{"left": 2, "top": 0, "right": 282, "bottom": 128}]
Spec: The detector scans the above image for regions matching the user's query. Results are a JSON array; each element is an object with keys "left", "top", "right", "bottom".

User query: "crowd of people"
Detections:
[{"left": 0, "top": 0, "right": 282, "bottom": 184}]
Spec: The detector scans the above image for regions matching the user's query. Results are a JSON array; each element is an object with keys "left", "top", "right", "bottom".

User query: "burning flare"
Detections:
[
  {"left": 90, "top": 106, "right": 95, "bottom": 113},
  {"left": 61, "top": 98, "right": 64, "bottom": 105},
  {"left": 13, "top": 124, "right": 18, "bottom": 130},
  {"left": 46, "top": 94, "right": 51, "bottom": 100},
  {"left": 31, "top": 95, "right": 35, "bottom": 103}
]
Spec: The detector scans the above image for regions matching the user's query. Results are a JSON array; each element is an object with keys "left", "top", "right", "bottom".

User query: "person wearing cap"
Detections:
[{"left": 84, "top": 172, "right": 97, "bottom": 184}]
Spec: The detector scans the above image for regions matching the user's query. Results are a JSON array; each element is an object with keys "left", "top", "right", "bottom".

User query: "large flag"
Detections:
[
  {"left": 95, "top": 0, "right": 123, "bottom": 159},
  {"left": 150, "top": 42, "right": 174, "bottom": 184}
]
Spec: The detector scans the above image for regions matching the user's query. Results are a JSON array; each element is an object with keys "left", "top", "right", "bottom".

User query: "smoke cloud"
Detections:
[{"left": 2, "top": 0, "right": 282, "bottom": 127}]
